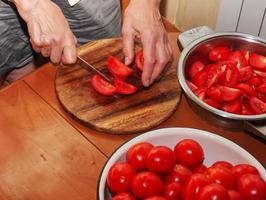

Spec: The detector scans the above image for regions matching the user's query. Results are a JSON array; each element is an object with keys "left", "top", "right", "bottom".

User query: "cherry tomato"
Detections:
[
  {"left": 212, "top": 161, "right": 233, "bottom": 169},
  {"left": 189, "top": 61, "right": 205, "bottom": 78},
  {"left": 239, "top": 66, "right": 253, "bottom": 82},
  {"left": 135, "top": 50, "right": 144, "bottom": 71},
  {"left": 107, "top": 162, "right": 136, "bottom": 194},
  {"left": 197, "top": 183, "right": 230, "bottom": 200},
  {"left": 91, "top": 74, "right": 116, "bottom": 96},
  {"left": 209, "top": 47, "right": 230, "bottom": 61},
  {"left": 163, "top": 164, "right": 192, "bottom": 184},
  {"left": 232, "top": 164, "right": 259, "bottom": 179},
  {"left": 249, "top": 96, "right": 266, "bottom": 114},
  {"left": 144, "top": 196, "right": 167, "bottom": 200},
  {"left": 131, "top": 171, "right": 163, "bottom": 199},
  {"left": 174, "top": 139, "right": 204, "bottom": 169},
  {"left": 222, "top": 100, "right": 242, "bottom": 114},
  {"left": 146, "top": 146, "right": 175, "bottom": 174},
  {"left": 205, "top": 166, "right": 237, "bottom": 189},
  {"left": 250, "top": 53, "right": 266, "bottom": 72},
  {"left": 237, "top": 174, "right": 266, "bottom": 200},
  {"left": 111, "top": 192, "right": 136, "bottom": 200},
  {"left": 192, "top": 163, "right": 207, "bottom": 173},
  {"left": 228, "top": 190, "right": 243, "bottom": 200},
  {"left": 162, "top": 182, "right": 182, "bottom": 200},
  {"left": 228, "top": 51, "right": 248, "bottom": 68},
  {"left": 114, "top": 78, "right": 137, "bottom": 95},
  {"left": 126, "top": 142, "right": 154, "bottom": 171},
  {"left": 204, "top": 99, "right": 222, "bottom": 109},
  {"left": 108, "top": 56, "right": 134, "bottom": 78}
]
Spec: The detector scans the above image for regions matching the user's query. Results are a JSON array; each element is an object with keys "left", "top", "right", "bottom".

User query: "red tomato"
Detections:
[
  {"left": 239, "top": 66, "right": 253, "bottom": 82},
  {"left": 205, "top": 166, "right": 237, "bottom": 189},
  {"left": 126, "top": 142, "right": 154, "bottom": 171},
  {"left": 107, "top": 162, "right": 136, "bottom": 194},
  {"left": 237, "top": 174, "right": 266, "bottom": 200},
  {"left": 207, "top": 86, "right": 223, "bottom": 102},
  {"left": 189, "top": 61, "right": 205, "bottom": 78},
  {"left": 163, "top": 164, "right": 192, "bottom": 185},
  {"left": 228, "top": 190, "right": 243, "bottom": 200},
  {"left": 246, "top": 75, "right": 263, "bottom": 87},
  {"left": 131, "top": 171, "right": 163, "bottom": 199},
  {"left": 182, "top": 173, "right": 210, "bottom": 200},
  {"left": 250, "top": 53, "right": 266, "bottom": 71},
  {"left": 144, "top": 196, "right": 167, "bottom": 200},
  {"left": 114, "top": 79, "right": 137, "bottom": 95},
  {"left": 191, "top": 70, "right": 209, "bottom": 88},
  {"left": 209, "top": 47, "right": 230, "bottom": 61},
  {"left": 212, "top": 161, "right": 233, "bottom": 169},
  {"left": 192, "top": 164, "right": 207, "bottom": 173},
  {"left": 111, "top": 192, "right": 136, "bottom": 200},
  {"left": 146, "top": 146, "right": 175, "bottom": 174},
  {"left": 232, "top": 164, "right": 259, "bottom": 180},
  {"left": 258, "top": 92, "right": 266, "bottom": 103},
  {"left": 219, "top": 86, "right": 242, "bottom": 101},
  {"left": 234, "top": 83, "right": 257, "bottom": 97},
  {"left": 228, "top": 51, "right": 248, "bottom": 68},
  {"left": 256, "top": 83, "right": 266, "bottom": 93},
  {"left": 135, "top": 50, "right": 144, "bottom": 71},
  {"left": 249, "top": 96, "right": 266, "bottom": 114},
  {"left": 222, "top": 100, "right": 242, "bottom": 114},
  {"left": 197, "top": 183, "right": 230, "bottom": 200},
  {"left": 108, "top": 56, "right": 134, "bottom": 78},
  {"left": 194, "top": 88, "right": 207, "bottom": 100},
  {"left": 204, "top": 99, "right": 222, "bottom": 109},
  {"left": 241, "top": 101, "right": 255, "bottom": 115},
  {"left": 220, "top": 63, "right": 240, "bottom": 86},
  {"left": 91, "top": 74, "right": 117, "bottom": 96},
  {"left": 174, "top": 139, "right": 204, "bottom": 169},
  {"left": 187, "top": 80, "right": 198, "bottom": 92},
  {"left": 241, "top": 50, "right": 250, "bottom": 63},
  {"left": 162, "top": 182, "right": 182, "bottom": 200}
]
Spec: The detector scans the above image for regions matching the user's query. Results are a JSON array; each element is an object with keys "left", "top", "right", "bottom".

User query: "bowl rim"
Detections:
[
  {"left": 97, "top": 127, "right": 266, "bottom": 200},
  {"left": 178, "top": 32, "right": 266, "bottom": 120}
]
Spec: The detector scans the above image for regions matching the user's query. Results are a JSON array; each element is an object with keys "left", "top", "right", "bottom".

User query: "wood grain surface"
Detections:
[{"left": 55, "top": 38, "right": 181, "bottom": 134}]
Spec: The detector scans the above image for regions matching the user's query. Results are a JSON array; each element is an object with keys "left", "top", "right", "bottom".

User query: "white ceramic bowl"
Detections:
[{"left": 97, "top": 127, "right": 266, "bottom": 200}]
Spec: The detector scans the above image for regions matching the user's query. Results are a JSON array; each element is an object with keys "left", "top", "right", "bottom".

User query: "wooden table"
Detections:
[{"left": 0, "top": 33, "right": 265, "bottom": 200}]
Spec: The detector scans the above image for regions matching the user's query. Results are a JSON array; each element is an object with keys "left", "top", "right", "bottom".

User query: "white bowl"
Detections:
[{"left": 97, "top": 127, "right": 266, "bottom": 200}]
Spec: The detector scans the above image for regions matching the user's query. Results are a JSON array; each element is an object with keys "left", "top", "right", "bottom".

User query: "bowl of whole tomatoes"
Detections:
[{"left": 97, "top": 127, "right": 266, "bottom": 200}]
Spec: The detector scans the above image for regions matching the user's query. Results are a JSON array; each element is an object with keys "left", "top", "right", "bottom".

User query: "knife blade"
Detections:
[{"left": 77, "top": 55, "right": 112, "bottom": 83}]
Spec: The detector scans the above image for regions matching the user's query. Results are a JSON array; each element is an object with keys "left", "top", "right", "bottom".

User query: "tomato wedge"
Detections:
[
  {"left": 227, "top": 51, "right": 248, "bottom": 68},
  {"left": 249, "top": 96, "right": 266, "bottom": 114},
  {"left": 187, "top": 80, "right": 198, "bottom": 92},
  {"left": 135, "top": 50, "right": 144, "bottom": 71},
  {"left": 256, "top": 83, "right": 266, "bottom": 93},
  {"left": 250, "top": 53, "right": 266, "bottom": 71},
  {"left": 234, "top": 83, "right": 257, "bottom": 97},
  {"left": 206, "top": 86, "right": 223, "bottom": 102},
  {"left": 108, "top": 56, "right": 134, "bottom": 78},
  {"left": 209, "top": 47, "right": 230, "bottom": 61},
  {"left": 222, "top": 100, "right": 241, "bottom": 114},
  {"left": 219, "top": 63, "right": 240, "bottom": 86},
  {"left": 91, "top": 74, "right": 117, "bottom": 96},
  {"left": 219, "top": 86, "right": 242, "bottom": 101},
  {"left": 189, "top": 61, "right": 205, "bottom": 78},
  {"left": 114, "top": 79, "right": 138, "bottom": 95},
  {"left": 204, "top": 99, "right": 222, "bottom": 109},
  {"left": 239, "top": 66, "right": 253, "bottom": 82}
]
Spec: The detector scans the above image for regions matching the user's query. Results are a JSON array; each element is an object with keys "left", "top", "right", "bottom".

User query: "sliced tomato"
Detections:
[
  {"left": 194, "top": 88, "right": 207, "bottom": 100},
  {"left": 220, "top": 86, "right": 242, "bottom": 101},
  {"left": 186, "top": 80, "right": 198, "bottom": 92},
  {"left": 108, "top": 56, "right": 134, "bottom": 78},
  {"left": 241, "top": 102, "right": 255, "bottom": 115},
  {"left": 241, "top": 50, "right": 250, "bottom": 63},
  {"left": 219, "top": 63, "right": 240, "bottom": 86},
  {"left": 249, "top": 96, "right": 266, "bottom": 114},
  {"left": 258, "top": 92, "right": 266, "bottom": 103},
  {"left": 209, "top": 47, "right": 230, "bottom": 61},
  {"left": 227, "top": 51, "right": 248, "bottom": 68},
  {"left": 114, "top": 79, "right": 137, "bottom": 95},
  {"left": 256, "top": 83, "right": 266, "bottom": 93},
  {"left": 191, "top": 70, "right": 208, "bottom": 88},
  {"left": 250, "top": 53, "right": 266, "bottom": 71},
  {"left": 204, "top": 99, "right": 222, "bottom": 109},
  {"left": 91, "top": 74, "right": 117, "bottom": 96},
  {"left": 246, "top": 75, "right": 262, "bottom": 87},
  {"left": 189, "top": 61, "right": 205, "bottom": 79},
  {"left": 234, "top": 83, "right": 257, "bottom": 97},
  {"left": 239, "top": 66, "right": 253, "bottom": 82},
  {"left": 253, "top": 70, "right": 266, "bottom": 83},
  {"left": 206, "top": 86, "right": 223, "bottom": 102},
  {"left": 222, "top": 100, "right": 242, "bottom": 114},
  {"left": 135, "top": 50, "right": 144, "bottom": 71}
]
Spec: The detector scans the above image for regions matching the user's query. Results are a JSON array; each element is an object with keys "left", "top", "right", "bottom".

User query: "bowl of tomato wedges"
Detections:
[
  {"left": 97, "top": 127, "right": 266, "bottom": 200},
  {"left": 178, "top": 31, "right": 266, "bottom": 120}
]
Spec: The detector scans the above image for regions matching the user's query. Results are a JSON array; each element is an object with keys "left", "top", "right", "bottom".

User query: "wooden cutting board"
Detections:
[{"left": 55, "top": 38, "right": 181, "bottom": 134}]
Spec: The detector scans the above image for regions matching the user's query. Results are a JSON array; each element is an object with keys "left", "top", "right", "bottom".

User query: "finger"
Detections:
[
  {"left": 122, "top": 28, "right": 135, "bottom": 65},
  {"left": 62, "top": 45, "right": 77, "bottom": 65},
  {"left": 41, "top": 47, "right": 51, "bottom": 58},
  {"left": 31, "top": 39, "right": 41, "bottom": 53},
  {"left": 50, "top": 43, "right": 63, "bottom": 64},
  {"left": 27, "top": 21, "right": 42, "bottom": 48}
]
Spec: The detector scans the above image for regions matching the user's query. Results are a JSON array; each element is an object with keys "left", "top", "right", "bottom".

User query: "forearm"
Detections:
[{"left": 128, "top": 0, "right": 161, "bottom": 9}]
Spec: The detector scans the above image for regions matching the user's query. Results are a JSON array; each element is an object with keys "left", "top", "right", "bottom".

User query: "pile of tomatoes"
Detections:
[
  {"left": 106, "top": 139, "right": 266, "bottom": 200},
  {"left": 186, "top": 46, "right": 266, "bottom": 114},
  {"left": 91, "top": 50, "right": 143, "bottom": 96}
]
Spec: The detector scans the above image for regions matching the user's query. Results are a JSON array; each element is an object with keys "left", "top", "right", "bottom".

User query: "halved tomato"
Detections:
[
  {"left": 114, "top": 79, "right": 138, "bottom": 95},
  {"left": 227, "top": 51, "right": 248, "bottom": 68},
  {"left": 108, "top": 56, "right": 134, "bottom": 78},
  {"left": 239, "top": 66, "right": 253, "bottom": 82},
  {"left": 135, "top": 50, "right": 144, "bottom": 71},
  {"left": 189, "top": 61, "right": 205, "bottom": 79},
  {"left": 249, "top": 96, "right": 266, "bottom": 114},
  {"left": 209, "top": 47, "right": 230, "bottom": 61},
  {"left": 250, "top": 53, "right": 266, "bottom": 71},
  {"left": 220, "top": 86, "right": 242, "bottom": 101},
  {"left": 91, "top": 74, "right": 117, "bottom": 96},
  {"left": 222, "top": 100, "right": 242, "bottom": 114}
]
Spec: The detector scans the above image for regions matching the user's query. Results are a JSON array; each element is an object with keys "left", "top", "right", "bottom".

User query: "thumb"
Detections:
[{"left": 122, "top": 29, "right": 135, "bottom": 65}]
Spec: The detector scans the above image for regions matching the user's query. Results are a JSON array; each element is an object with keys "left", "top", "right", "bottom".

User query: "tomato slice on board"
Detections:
[
  {"left": 209, "top": 46, "right": 230, "bottom": 62},
  {"left": 189, "top": 61, "right": 205, "bottom": 78},
  {"left": 108, "top": 56, "right": 134, "bottom": 78},
  {"left": 234, "top": 83, "right": 257, "bottom": 97},
  {"left": 239, "top": 65, "right": 253, "bottom": 82},
  {"left": 249, "top": 96, "right": 266, "bottom": 114},
  {"left": 227, "top": 51, "right": 248, "bottom": 68},
  {"left": 222, "top": 100, "right": 242, "bottom": 114},
  {"left": 91, "top": 74, "right": 117, "bottom": 96},
  {"left": 135, "top": 50, "right": 144, "bottom": 71},
  {"left": 114, "top": 79, "right": 138, "bottom": 95},
  {"left": 250, "top": 53, "right": 266, "bottom": 71},
  {"left": 220, "top": 86, "right": 242, "bottom": 102}
]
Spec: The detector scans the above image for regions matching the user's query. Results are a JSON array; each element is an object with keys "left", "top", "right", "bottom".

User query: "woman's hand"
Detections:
[{"left": 122, "top": 0, "right": 173, "bottom": 87}]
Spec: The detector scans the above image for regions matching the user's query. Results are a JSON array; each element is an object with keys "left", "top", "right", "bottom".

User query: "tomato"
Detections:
[
  {"left": 228, "top": 51, "right": 248, "bottom": 68},
  {"left": 205, "top": 166, "right": 237, "bottom": 189},
  {"left": 241, "top": 101, "right": 255, "bottom": 115},
  {"left": 111, "top": 192, "right": 136, "bottom": 200},
  {"left": 207, "top": 86, "right": 223, "bottom": 102},
  {"left": 258, "top": 92, "right": 266, "bottom": 103},
  {"left": 232, "top": 164, "right": 259, "bottom": 180},
  {"left": 237, "top": 174, "right": 266, "bottom": 200},
  {"left": 114, "top": 79, "right": 137, "bottom": 95},
  {"left": 220, "top": 63, "right": 240, "bottom": 86},
  {"left": 135, "top": 50, "right": 144, "bottom": 71},
  {"left": 192, "top": 164, "right": 207, "bottom": 173},
  {"left": 197, "top": 183, "right": 230, "bottom": 200},
  {"left": 194, "top": 88, "right": 207, "bottom": 100},
  {"left": 241, "top": 50, "right": 250, "bottom": 63},
  {"left": 250, "top": 53, "right": 266, "bottom": 71},
  {"left": 234, "top": 83, "right": 257, "bottom": 97},
  {"left": 107, "top": 162, "right": 136, "bottom": 194},
  {"left": 249, "top": 96, "right": 266, "bottom": 114},
  {"left": 146, "top": 146, "right": 175, "bottom": 174},
  {"left": 182, "top": 173, "right": 210, "bottom": 200},
  {"left": 131, "top": 171, "right": 163, "bottom": 199},
  {"left": 108, "top": 56, "right": 134, "bottom": 78},
  {"left": 219, "top": 86, "right": 242, "bottom": 101},
  {"left": 212, "top": 161, "right": 233, "bottom": 169},
  {"left": 222, "top": 100, "right": 241, "bottom": 114},
  {"left": 189, "top": 61, "right": 205, "bottom": 78},
  {"left": 256, "top": 83, "right": 266, "bottom": 93},
  {"left": 187, "top": 80, "right": 198, "bottom": 92},
  {"left": 91, "top": 74, "right": 117, "bottom": 96},
  {"left": 126, "top": 142, "right": 154, "bottom": 171},
  {"left": 163, "top": 164, "right": 192, "bottom": 185},
  {"left": 191, "top": 70, "right": 209, "bottom": 88},
  {"left": 204, "top": 99, "right": 222, "bottom": 109},
  {"left": 228, "top": 190, "right": 243, "bottom": 200},
  {"left": 246, "top": 75, "right": 262, "bottom": 87},
  {"left": 174, "top": 139, "right": 204, "bottom": 169},
  {"left": 162, "top": 182, "right": 182, "bottom": 200},
  {"left": 239, "top": 66, "right": 253, "bottom": 82},
  {"left": 144, "top": 196, "right": 167, "bottom": 200},
  {"left": 209, "top": 47, "right": 230, "bottom": 61}
]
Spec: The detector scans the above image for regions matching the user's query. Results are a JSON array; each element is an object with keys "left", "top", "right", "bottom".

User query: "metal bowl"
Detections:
[{"left": 178, "top": 32, "right": 266, "bottom": 121}]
